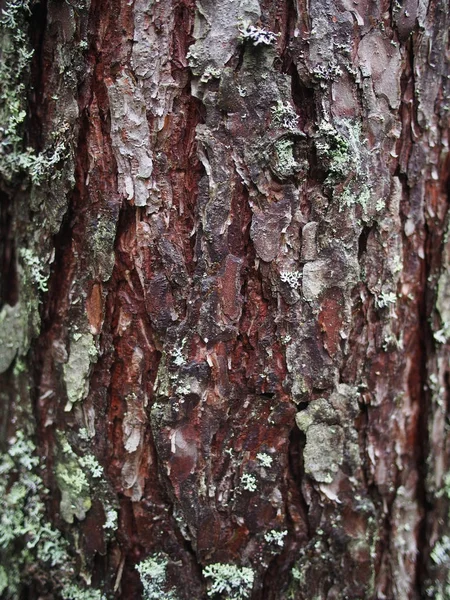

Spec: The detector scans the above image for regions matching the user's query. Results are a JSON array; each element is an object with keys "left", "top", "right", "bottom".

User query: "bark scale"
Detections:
[{"left": 0, "top": 0, "right": 449, "bottom": 598}]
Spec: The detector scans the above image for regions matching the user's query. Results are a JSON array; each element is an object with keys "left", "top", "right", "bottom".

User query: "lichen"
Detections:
[
  {"left": 63, "top": 332, "right": 98, "bottom": 411},
  {"left": 431, "top": 536, "right": 450, "bottom": 566},
  {"left": 280, "top": 269, "right": 302, "bottom": 289},
  {"left": 238, "top": 21, "right": 277, "bottom": 46},
  {"left": 270, "top": 100, "right": 298, "bottom": 130},
  {"left": 314, "top": 120, "right": 351, "bottom": 180},
  {"left": 0, "top": 303, "right": 24, "bottom": 373},
  {"left": 0, "top": 429, "right": 104, "bottom": 598},
  {"left": 55, "top": 437, "right": 92, "bottom": 524},
  {"left": 256, "top": 452, "right": 273, "bottom": 467},
  {"left": 272, "top": 138, "right": 298, "bottom": 178},
  {"left": 376, "top": 290, "right": 397, "bottom": 309},
  {"left": 0, "top": 0, "right": 33, "bottom": 182},
  {"left": 20, "top": 248, "right": 49, "bottom": 292},
  {"left": 62, "top": 584, "right": 106, "bottom": 600},
  {"left": 240, "top": 472, "right": 257, "bottom": 492},
  {"left": 264, "top": 529, "right": 287, "bottom": 547},
  {"left": 203, "top": 563, "right": 254, "bottom": 599},
  {"left": 136, "top": 553, "right": 178, "bottom": 600},
  {"left": 103, "top": 509, "right": 118, "bottom": 530}
]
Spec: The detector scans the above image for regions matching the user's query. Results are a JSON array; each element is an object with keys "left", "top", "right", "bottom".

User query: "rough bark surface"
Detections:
[{"left": 0, "top": 0, "right": 450, "bottom": 598}]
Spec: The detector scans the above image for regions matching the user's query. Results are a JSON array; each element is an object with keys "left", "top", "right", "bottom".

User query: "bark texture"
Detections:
[{"left": 0, "top": 0, "right": 450, "bottom": 598}]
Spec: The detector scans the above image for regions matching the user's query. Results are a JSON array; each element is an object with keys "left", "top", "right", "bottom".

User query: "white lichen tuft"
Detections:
[
  {"left": 431, "top": 536, "right": 450, "bottom": 566},
  {"left": 280, "top": 270, "right": 302, "bottom": 289},
  {"left": 256, "top": 452, "right": 273, "bottom": 468},
  {"left": 240, "top": 473, "right": 257, "bottom": 492},
  {"left": 264, "top": 529, "right": 288, "bottom": 547},
  {"left": 103, "top": 508, "right": 118, "bottom": 530},
  {"left": 203, "top": 563, "right": 254, "bottom": 599},
  {"left": 238, "top": 21, "right": 277, "bottom": 46},
  {"left": 271, "top": 101, "right": 298, "bottom": 130},
  {"left": 376, "top": 291, "right": 397, "bottom": 308},
  {"left": 79, "top": 454, "right": 103, "bottom": 478},
  {"left": 136, "top": 553, "right": 177, "bottom": 600}
]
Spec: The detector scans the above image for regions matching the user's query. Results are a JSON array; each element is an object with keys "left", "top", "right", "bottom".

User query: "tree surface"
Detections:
[{"left": 0, "top": 0, "right": 450, "bottom": 598}]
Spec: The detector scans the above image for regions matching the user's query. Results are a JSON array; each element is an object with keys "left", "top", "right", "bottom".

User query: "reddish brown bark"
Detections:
[{"left": 1, "top": 0, "right": 450, "bottom": 598}]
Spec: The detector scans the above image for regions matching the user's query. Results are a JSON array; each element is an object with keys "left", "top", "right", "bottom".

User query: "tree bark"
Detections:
[{"left": 0, "top": 0, "right": 449, "bottom": 598}]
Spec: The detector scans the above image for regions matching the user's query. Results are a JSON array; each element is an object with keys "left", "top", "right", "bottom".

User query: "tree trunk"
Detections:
[{"left": 1, "top": 0, "right": 449, "bottom": 597}]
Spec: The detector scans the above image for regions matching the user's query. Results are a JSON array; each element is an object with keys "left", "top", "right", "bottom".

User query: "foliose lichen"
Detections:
[
  {"left": 203, "top": 563, "right": 254, "bottom": 599},
  {"left": 136, "top": 553, "right": 178, "bottom": 600},
  {"left": 0, "top": 429, "right": 105, "bottom": 598},
  {"left": 238, "top": 21, "right": 278, "bottom": 46}
]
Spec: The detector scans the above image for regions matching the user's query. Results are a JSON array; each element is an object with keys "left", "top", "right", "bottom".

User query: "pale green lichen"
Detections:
[
  {"left": 0, "top": 429, "right": 96, "bottom": 597},
  {"left": 203, "top": 563, "right": 254, "bottom": 599},
  {"left": 312, "top": 61, "right": 343, "bottom": 83},
  {"left": 136, "top": 553, "right": 178, "bottom": 600},
  {"left": 79, "top": 454, "right": 103, "bottom": 478},
  {"left": 200, "top": 65, "right": 222, "bottom": 83},
  {"left": 339, "top": 184, "right": 371, "bottom": 212},
  {"left": 62, "top": 583, "right": 106, "bottom": 600},
  {"left": 271, "top": 100, "right": 298, "bottom": 130},
  {"left": 273, "top": 138, "right": 298, "bottom": 178},
  {"left": 20, "top": 248, "right": 49, "bottom": 292},
  {"left": 431, "top": 536, "right": 450, "bottom": 566},
  {"left": 0, "top": 0, "right": 69, "bottom": 184},
  {"left": 55, "top": 436, "right": 92, "bottom": 524},
  {"left": 0, "top": 0, "right": 33, "bottom": 182},
  {"left": 315, "top": 120, "right": 351, "bottom": 180},
  {"left": 264, "top": 529, "right": 287, "bottom": 547},
  {"left": 0, "top": 303, "right": 24, "bottom": 373},
  {"left": 238, "top": 21, "right": 277, "bottom": 46},
  {"left": 64, "top": 332, "right": 98, "bottom": 411}
]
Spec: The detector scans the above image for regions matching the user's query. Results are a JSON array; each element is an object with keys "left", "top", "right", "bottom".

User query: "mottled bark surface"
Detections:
[{"left": 1, "top": 0, "right": 450, "bottom": 598}]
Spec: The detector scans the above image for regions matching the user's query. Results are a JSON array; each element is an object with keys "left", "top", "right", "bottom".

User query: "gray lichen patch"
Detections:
[
  {"left": 295, "top": 386, "right": 361, "bottom": 484},
  {"left": 63, "top": 332, "right": 97, "bottom": 412},
  {"left": 436, "top": 224, "right": 450, "bottom": 336},
  {"left": 0, "top": 304, "right": 24, "bottom": 373},
  {"left": 301, "top": 423, "right": 344, "bottom": 483}
]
